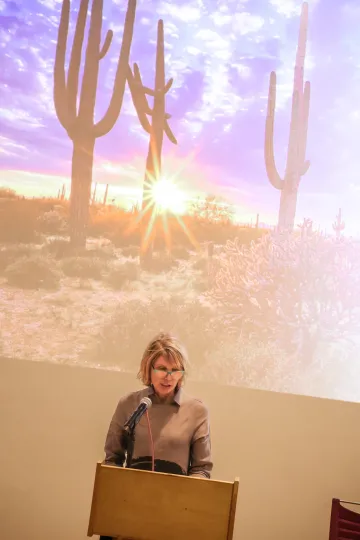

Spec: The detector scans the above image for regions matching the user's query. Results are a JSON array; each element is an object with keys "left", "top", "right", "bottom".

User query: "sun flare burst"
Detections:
[
  {"left": 124, "top": 172, "right": 198, "bottom": 254},
  {"left": 150, "top": 177, "right": 187, "bottom": 215}
]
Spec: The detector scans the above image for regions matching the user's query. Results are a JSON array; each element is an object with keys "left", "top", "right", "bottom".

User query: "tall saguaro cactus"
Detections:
[
  {"left": 127, "top": 19, "right": 177, "bottom": 258},
  {"left": 54, "top": 0, "right": 137, "bottom": 248},
  {"left": 265, "top": 1, "right": 310, "bottom": 232}
]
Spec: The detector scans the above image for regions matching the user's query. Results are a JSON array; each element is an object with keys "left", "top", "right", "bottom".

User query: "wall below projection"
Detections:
[{"left": 1, "top": 357, "right": 359, "bottom": 540}]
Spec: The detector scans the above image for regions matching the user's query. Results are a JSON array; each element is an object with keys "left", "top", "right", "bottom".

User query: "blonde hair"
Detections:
[{"left": 138, "top": 332, "right": 189, "bottom": 386}]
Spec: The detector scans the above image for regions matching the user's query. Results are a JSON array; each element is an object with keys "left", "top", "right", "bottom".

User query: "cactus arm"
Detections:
[
  {"left": 99, "top": 29, "right": 113, "bottom": 60},
  {"left": 300, "top": 80, "right": 310, "bottom": 176},
  {"left": 94, "top": 0, "right": 137, "bottom": 137},
  {"left": 128, "top": 63, "right": 174, "bottom": 134},
  {"left": 67, "top": 0, "right": 89, "bottom": 127},
  {"left": 131, "top": 62, "right": 173, "bottom": 97},
  {"left": 128, "top": 17, "right": 176, "bottom": 151},
  {"left": 53, "top": 0, "right": 71, "bottom": 131},
  {"left": 301, "top": 160, "right": 310, "bottom": 175},
  {"left": 142, "top": 78, "right": 173, "bottom": 97},
  {"left": 294, "top": 2, "right": 308, "bottom": 91},
  {"left": 265, "top": 71, "right": 284, "bottom": 190},
  {"left": 127, "top": 64, "right": 152, "bottom": 132},
  {"left": 164, "top": 120, "right": 177, "bottom": 145},
  {"left": 133, "top": 63, "right": 153, "bottom": 115},
  {"left": 78, "top": 0, "right": 103, "bottom": 123}
]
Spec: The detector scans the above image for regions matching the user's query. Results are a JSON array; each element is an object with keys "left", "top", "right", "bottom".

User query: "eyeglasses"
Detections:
[{"left": 152, "top": 367, "right": 185, "bottom": 378}]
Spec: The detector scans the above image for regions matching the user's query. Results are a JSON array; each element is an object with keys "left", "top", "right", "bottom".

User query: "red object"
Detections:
[
  {"left": 329, "top": 498, "right": 360, "bottom": 539},
  {"left": 145, "top": 409, "right": 155, "bottom": 472}
]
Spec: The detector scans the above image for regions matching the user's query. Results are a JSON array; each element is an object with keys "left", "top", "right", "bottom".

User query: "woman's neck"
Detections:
[{"left": 152, "top": 392, "right": 175, "bottom": 404}]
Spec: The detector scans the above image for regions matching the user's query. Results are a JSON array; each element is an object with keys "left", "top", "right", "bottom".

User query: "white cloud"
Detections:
[
  {"left": 233, "top": 12, "right": 265, "bottom": 35},
  {"left": 270, "top": 0, "right": 301, "bottom": 18},
  {"left": 37, "top": 0, "right": 63, "bottom": 8},
  {"left": 0, "top": 136, "right": 30, "bottom": 157},
  {"left": 158, "top": 3, "right": 203, "bottom": 23},
  {"left": 140, "top": 0, "right": 316, "bottom": 135}
]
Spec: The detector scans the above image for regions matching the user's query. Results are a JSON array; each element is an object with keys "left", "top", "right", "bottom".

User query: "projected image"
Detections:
[{"left": 1, "top": 0, "right": 360, "bottom": 402}]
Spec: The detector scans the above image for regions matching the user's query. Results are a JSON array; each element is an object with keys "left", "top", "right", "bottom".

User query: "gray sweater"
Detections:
[{"left": 104, "top": 386, "right": 213, "bottom": 478}]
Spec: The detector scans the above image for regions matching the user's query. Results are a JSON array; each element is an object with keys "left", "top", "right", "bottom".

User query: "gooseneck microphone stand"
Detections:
[
  {"left": 121, "top": 426, "right": 135, "bottom": 469},
  {"left": 121, "top": 396, "right": 152, "bottom": 469}
]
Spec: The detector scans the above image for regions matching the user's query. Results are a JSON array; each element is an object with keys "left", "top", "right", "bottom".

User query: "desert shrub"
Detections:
[
  {"left": 235, "top": 226, "right": 268, "bottom": 245},
  {"left": 142, "top": 252, "right": 177, "bottom": 273},
  {"left": 5, "top": 256, "right": 61, "bottom": 289},
  {"left": 111, "top": 228, "right": 141, "bottom": 248},
  {"left": 194, "top": 335, "right": 293, "bottom": 392},
  {"left": 0, "top": 245, "right": 33, "bottom": 273},
  {"left": 121, "top": 245, "right": 139, "bottom": 258},
  {"left": 61, "top": 256, "right": 105, "bottom": 280},
  {"left": 83, "top": 244, "right": 117, "bottom": 260},
  {"left": 42, "top": 239, "right": 74, "bottom": 259},
  {"left": 192, "top": 256, "right": 208, "bottom": 272},
  {"left": 196, "top": 336, "right": 360, "bottom": 400},
  {"left": 193, "top": 220, "right": 257, "bottom": 245},
  {"left": 88, "top": 206, "right": 128, "bottom": 236},
  {"left": 189, "top": 255, "right": 221, "bottom": 291},
  {"left": 192, "top": 275, "right": 209, "bottom": 293},
  {"left": 0, "top": 197, "right": 66, "bottom": 244},
  {"left": 170, "top": 246, "right": 192, "bottom": 260},
  {"left": 187, "top": 194, "right": 269, "bottom": 245},
  {"left": 0, "top": 199, "right": 39, "bottom": 243},
  {"left": 89, "top": 207, "right": 141, "bottom": 246},
  {"left": 36, "top": 209, "right": 68, "bottom": 235},
  {"left": 107, "top": 261, "right": 140, "bottom": 289},
  {"left": 43, "top": 239, "right": 116, "bottom": 261},
  {"left": 88, "top": 296, "right": 219, "bottom": 371},
  {"left": 211, "top": 232, "right": 360, "bottom": 365},
  {"left": 0, "top": 187, "right": 18, "bottom": 199},
  {"left": 185, "top": 194, "right": 268, "bottom": 245}
]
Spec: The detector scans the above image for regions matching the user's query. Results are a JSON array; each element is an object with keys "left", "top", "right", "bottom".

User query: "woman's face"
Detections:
[{"left": 151, "top": 355, "right": 184, "bottom": 400}]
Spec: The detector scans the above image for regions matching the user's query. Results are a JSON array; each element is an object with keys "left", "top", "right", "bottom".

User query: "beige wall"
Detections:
[{"left": 1, "top": 357, "right": 359, "bottom": 540}]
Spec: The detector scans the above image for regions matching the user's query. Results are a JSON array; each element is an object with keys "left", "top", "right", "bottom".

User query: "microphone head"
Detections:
[{"left": 141, "top": 396, "right": 152, "bottom": 409}]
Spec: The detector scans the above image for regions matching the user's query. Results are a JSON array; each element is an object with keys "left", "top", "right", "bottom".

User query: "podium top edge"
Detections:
[{"left": 97, "top": 462, "right": 238, "bottom": 485}]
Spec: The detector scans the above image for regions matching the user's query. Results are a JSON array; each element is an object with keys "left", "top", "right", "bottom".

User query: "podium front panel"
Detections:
[{"left": 88, "top": 464, "right": 237, "bottom": 540}]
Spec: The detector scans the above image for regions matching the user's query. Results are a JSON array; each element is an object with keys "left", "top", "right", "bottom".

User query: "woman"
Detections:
[
  {"left": 103, "top": 332, "right": 213, "bottom": 477},
  {"left": 100, "top": 332, "right": 213, "bottom": 540}
]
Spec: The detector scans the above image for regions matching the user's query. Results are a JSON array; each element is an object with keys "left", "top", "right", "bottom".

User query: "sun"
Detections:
[
  {"left": 124, "top": 174, "right": 199, "bottom": 254},
  {"left": 150, "top": 177, "right": 187, "bottom": 214}
]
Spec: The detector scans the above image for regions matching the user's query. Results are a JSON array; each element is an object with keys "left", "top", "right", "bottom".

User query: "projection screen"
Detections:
[{"left": 0, "top": 0, "right": 359, "bottom": 403}]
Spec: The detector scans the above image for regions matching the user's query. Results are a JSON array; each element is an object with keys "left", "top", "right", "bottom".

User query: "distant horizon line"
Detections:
[{"left": 1, "top": 183, "right": 358, "bottom": 238}]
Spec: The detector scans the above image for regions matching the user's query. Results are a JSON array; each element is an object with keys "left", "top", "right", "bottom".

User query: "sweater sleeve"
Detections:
[
  {"left": 188, "top": 405, "right": 213, "bottom": 479},
  {"left": 103, "top": 397, "right": 128, "bottom": 466}
]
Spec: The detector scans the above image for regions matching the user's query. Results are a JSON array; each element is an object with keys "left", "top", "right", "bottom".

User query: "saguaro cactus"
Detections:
[
  {"left": 127, "top": 19, "right": 177, "bottom": 258},
  {"left": 265, "top": 2, "right": 310, "bottom": 232},
  {"left": 332, "top": 208, "right": 345, "bottom": 239},
  {"left": 54, "top": 0, "right": 137, "bottom": 248},
  {"left": 297, "top": 217, "right": 313, "bottom": 239}
]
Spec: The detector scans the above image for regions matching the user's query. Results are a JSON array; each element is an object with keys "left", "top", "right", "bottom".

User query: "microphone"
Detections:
[{"left": 124, "top": 397, "right": 152, "bottom": 432}]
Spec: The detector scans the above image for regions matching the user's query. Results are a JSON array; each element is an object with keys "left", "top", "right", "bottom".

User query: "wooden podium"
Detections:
[{"left": 88, "top": 462, "right": 239, "bottom": 540}]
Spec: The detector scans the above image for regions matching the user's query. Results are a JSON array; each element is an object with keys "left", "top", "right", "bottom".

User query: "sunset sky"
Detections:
[{"left": 1, "top": 0, "right": 360, "bottom": 233}]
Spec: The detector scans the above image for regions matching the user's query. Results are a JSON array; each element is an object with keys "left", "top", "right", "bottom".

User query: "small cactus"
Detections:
[
  {"left": 332, "top": 208, "right": 345, "bottom": 239},
  {"left": 91, "top": 182, "right": 97, "bottom": 205},
  {"left": 297, "top": 217, "right": 313, "bottom": 239},
  {"left": 103, "top": 184, "right": 109, "bottom": 206}
]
